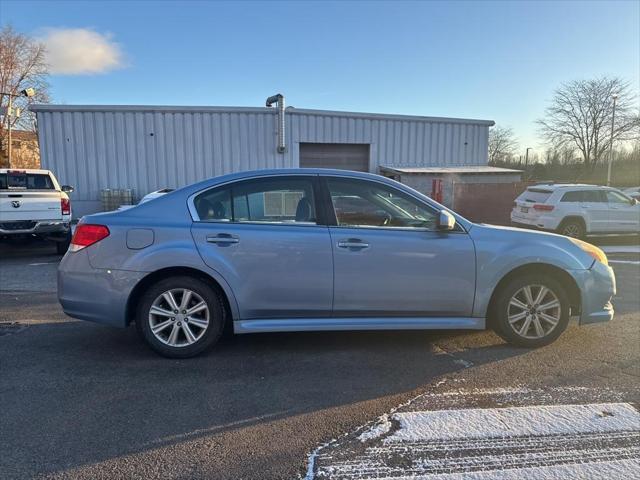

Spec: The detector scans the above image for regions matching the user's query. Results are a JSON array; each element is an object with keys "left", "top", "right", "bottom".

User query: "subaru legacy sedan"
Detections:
[{"left": 58, "top": 169, "right": 615, "bottom": 358}]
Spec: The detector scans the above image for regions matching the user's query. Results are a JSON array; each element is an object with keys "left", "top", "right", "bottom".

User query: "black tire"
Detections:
[
  {"left": 491, "top": 274, "right": 570, "bottom": 348},
  {"left": 55, "top": 231, "right": 72, "bottom": 255},
  {"left": 558, "top": 219, "right": 585, "bottom": 239},
  {"left": 135, "top": 276, "right": 225, "bottom": 358}
]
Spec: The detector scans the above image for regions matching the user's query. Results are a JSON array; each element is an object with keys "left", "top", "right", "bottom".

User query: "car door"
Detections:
[
  {"left": 190, "top": 175, "right": 334, "bottom": 319},
  {"left": 579, "top": 190, "right": 609, "bottom": 233},
  {"left": 322, "top": 176, "right": 476, "bottom": 317},
  {"left": 605, "top": 190, "right": 640, "bottom": 233}
]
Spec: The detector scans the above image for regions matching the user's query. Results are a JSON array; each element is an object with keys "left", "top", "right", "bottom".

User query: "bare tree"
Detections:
[
  {"left": 0, "top": 26, "right": 50, "bottom": 154},
  {"left": 488, "top": 125, "right": 518, "bottom": 163},
  {"left": 538, "top": 77, "right": 640, "bottom": 168}
]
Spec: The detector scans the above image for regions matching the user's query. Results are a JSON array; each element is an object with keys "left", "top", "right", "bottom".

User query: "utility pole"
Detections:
[
  {"left": 525, "top": 147, "right": 532, "bottom": 167},
  {"left": 606, "top": 94, "right": 618, "bottom": 186}
]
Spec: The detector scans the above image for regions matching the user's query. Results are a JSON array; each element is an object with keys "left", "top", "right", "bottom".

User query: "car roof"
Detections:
[
  {"left": 528, "top": 183, "right": 617, "bottom": 191},
  {"left": 0, "top": 168, "right": 52, "bottom": 174}
]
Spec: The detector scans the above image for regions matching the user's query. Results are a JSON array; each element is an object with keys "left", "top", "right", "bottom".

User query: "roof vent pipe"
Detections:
[{"left": 266, "top": 93, "right": 286, "bottom": 153}]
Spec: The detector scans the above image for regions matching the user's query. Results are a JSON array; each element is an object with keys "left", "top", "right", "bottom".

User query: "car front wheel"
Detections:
[
  {"left": 491, "top": 274, "right": 570, "bottom": 348},
  {"left": 136, "top": 276, "right": 224, "bottom": 358}
]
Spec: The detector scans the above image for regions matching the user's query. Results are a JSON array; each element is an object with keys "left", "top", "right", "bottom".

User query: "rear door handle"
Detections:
[
  {"left": 206, "top": 234, "right": 239, "bottom": 245},
  {"left": 337, "top": 239, "right": 369, "bottom": 249}
]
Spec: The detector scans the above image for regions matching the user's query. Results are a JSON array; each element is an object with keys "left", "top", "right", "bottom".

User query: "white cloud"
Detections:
[{"left": 41, "top": 28, "right": 125, "bottom": 75}]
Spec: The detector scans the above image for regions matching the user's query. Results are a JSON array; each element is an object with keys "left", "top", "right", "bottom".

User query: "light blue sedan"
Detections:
[{"left": 58, "top": 169, "right": 615, "bottom": 358}]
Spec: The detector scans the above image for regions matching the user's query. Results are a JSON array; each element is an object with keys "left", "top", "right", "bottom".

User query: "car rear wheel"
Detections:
[
  {"left": 491, "top": 274, "right": 570, "bottom": 348},
  {"left": 558, "top": 219, "right": 585, "bottom": 239},
  {"left": 136, "top": 276, "right": 224, "bottom": 358}
]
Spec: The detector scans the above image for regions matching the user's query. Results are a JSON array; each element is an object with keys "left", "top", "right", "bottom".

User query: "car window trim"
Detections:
[
  {"left": 189, "top": 174, "right": 327, "bottom": 227},
  {"left": 318, "top": 175, "right": 467, "bottom": 234}
]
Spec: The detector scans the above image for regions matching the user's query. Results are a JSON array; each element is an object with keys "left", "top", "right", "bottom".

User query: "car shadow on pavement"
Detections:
[{"left": 0, "top": 319, "right": 529, "bottom": 478}]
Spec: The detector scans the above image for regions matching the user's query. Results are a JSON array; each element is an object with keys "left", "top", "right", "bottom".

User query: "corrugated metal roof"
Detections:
[
  {"left": 30, "top": 104, "right": 495, "bottom": 126},
  {"left": 380, "top": 166, "right": 522, "bottom": 174}
]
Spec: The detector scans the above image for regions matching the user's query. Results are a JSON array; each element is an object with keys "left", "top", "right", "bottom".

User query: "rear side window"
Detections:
[
  {"left": 0, "top": 173, "right": 55, "bottom": 190},
  {"left": 560, "top": 191, "right": 584, "bottom": 202},
  {"left": 194, "top": 177, "right": 317, "bottom": 225},
  {"left": 519, "top": 188, "right": 553, "bottom": 203},
  {"left": 582, "top": 190, "right": 606, "bottom": 202}
]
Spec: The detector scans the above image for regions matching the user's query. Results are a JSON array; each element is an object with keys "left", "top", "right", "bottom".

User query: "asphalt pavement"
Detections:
[{"left": 0, "top": 237, "right": 638, "bottom": 479}]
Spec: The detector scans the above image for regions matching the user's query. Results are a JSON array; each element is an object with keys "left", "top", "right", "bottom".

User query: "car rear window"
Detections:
[
  {"left": 0, "top": 173, "right": 55, "bottom": 190},
  {"left": 518, "top": 187, "right": 553, "bottom": 203}
]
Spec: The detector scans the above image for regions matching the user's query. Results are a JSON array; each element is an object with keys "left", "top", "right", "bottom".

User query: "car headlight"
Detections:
[{"left": 568, "top": 237, "right": 608, "bottom": 266}]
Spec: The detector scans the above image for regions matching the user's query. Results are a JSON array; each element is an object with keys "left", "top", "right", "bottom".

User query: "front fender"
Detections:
[{"left": 469, "top": 224, "right": 593, "bottom": 317}]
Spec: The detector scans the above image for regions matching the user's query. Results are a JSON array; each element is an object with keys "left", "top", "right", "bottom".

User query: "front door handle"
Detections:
[
  {"left": 337, "top": 239, "right": 369, "bottom": 249},
  {"left": 206, "top": 234, "right": 239, "bottom": 245}
]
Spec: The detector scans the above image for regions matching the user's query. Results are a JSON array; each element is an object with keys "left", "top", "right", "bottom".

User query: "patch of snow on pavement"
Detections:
[
  {"left": 386, "top": 403, "right": 639, "bottom": 442},
  {"left": 357, "top": 414, "right": 392, "bottom": 442}
]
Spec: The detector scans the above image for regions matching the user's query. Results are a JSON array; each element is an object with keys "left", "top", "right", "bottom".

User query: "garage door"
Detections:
[{"left": 299, "top": 143, "right": 370, "bottom": 172}]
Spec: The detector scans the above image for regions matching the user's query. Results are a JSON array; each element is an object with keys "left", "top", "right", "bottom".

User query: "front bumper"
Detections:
[
  {"left": 0, "top": 220, "right": 70, "bottom": 236},
  {"left": 572, "top": 261, "right": 616, "bottom": 325}
]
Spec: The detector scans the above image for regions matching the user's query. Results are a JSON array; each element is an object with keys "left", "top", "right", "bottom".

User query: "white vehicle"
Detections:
[
  {"left": 511, "top": 183, "right": 640, "bottom": 239},
  {"left": 0, "top": 169, "right": 74, "bottom": 254}
]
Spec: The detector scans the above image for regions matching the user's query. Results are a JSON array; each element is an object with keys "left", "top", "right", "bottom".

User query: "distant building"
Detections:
[
  {"left": 32, "top": 98, "right": 511, "bottom": 217},
  {"left": 0, "top": 129, "right": 40, "bottom": 169}
]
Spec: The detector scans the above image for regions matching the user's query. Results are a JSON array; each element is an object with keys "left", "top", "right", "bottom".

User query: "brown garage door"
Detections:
[{"left": 299, "top": 143, "right": 370, "bottom": 172}]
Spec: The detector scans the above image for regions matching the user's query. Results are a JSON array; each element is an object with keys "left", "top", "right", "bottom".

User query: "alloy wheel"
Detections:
[
  {"left": 507, "top": 284, "right": 561, "bottom": 340},
  {"left": 562, "top": 224, "right": 581, "bottom": 238},
  {"left": 148, "top": 288, "right": 210, "bottom": 347}
]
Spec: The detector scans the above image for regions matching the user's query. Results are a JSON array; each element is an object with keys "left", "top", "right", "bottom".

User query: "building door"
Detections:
[{"left": 299, "top": 143, "right": 370, "bottom": 172}]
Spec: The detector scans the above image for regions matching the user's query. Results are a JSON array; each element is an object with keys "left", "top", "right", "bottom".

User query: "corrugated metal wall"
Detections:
[{"left": 34, "top": 105, "right": 491, "bottom": 216}]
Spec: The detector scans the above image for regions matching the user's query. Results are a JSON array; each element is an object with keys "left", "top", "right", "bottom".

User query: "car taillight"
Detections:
[
  {"left": 533, "top": 204, "right": 554, "bottom": 211},
  {"left": 61, "top": 197, "right": 71, "bottom": 215},
  {"left": 70, "top": 224, "right": 110, "bottom": 252}
]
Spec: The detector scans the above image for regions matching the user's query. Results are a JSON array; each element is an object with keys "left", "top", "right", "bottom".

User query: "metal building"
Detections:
[{"left": 32, "top": 99, "right": 494, "bottom": 216}]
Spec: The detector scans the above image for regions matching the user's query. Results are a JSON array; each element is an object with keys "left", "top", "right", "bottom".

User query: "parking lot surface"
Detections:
[{"left": 1, "top": 237, "right": 639, "bottom": 479}]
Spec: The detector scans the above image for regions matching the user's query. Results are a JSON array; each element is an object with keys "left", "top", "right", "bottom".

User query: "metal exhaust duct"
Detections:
[{"left": 266, "top": 93, "right": 286, "bottom": 153}]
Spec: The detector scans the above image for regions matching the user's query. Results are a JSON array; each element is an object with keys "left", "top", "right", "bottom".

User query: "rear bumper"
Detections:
[
  {"left": 571, "top": 261, "right": 616, "bottom": 325},
  {"left": 57, "top": 249, "right": 144, "bottom": 328},
  {"left": 0, "top": 220, "right": 70, "bottom": 236},
  {"left": 510, "top": 212, "right": 560, "bottom": 231}
]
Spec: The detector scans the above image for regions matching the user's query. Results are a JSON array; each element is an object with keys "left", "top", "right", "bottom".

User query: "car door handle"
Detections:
[
  {"left": 206, "top": 234, "right": 239, "bottom": 245},
  {"left": 337, "top": 239, "right": 369, "bottom": 249}
]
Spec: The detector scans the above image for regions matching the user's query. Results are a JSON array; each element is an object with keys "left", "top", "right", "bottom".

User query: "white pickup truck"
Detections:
[{"left": 0, "top": 169, "right": 74, "bottom": 254}]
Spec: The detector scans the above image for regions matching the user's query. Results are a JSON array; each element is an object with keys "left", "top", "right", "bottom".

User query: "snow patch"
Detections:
[
  {"left": 357, "top": 414, "right": 392, "bottom": 442},
  {"left": 386, "top": 403, "right": 640, "bottom": 443}
]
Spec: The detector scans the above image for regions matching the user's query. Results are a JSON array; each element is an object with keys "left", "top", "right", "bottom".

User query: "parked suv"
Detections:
[
  {"left": 511, "top": 184, "right": 640, "bottom": 239},
  {"left": 0, "top": 169, "right": 74, "bottom": 253}
]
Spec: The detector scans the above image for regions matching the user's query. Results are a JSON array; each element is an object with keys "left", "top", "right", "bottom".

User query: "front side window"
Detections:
[
  {"left": 606, "top": 191, "right": 631, "bottom": 204},
  {"left": 326, "top": 177, "right": 437, "bottom": 229},
  {"left": 194, "top": 177, "right": 317, "bottom": 225}
]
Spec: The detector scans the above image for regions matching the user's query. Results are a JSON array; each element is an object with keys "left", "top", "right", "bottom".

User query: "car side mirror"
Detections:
[
  {"left": 631, "top": 198, "right": 638, "bottom": 206},
  {"left": 61, "top": 185, "right": 74, "bottom": 193},
  {"left": 437, "top": 210, "right": 456, "bottom": 231}
]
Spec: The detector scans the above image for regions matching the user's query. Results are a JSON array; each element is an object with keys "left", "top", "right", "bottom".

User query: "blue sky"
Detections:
[{"left": 2, "top": 0, "right": 639, "bottom": 152}]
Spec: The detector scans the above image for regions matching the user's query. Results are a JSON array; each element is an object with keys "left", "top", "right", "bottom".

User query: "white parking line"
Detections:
[
  {"left": 312, "top": 403, "right": 640, "bottom": 479},
  {"left": 609, "top": 260, "right": 640, "bottom": 265},
  {"left": 601, "top": 245, "right": 640, "bottom": 254},
  {"left": 28, "top": 262, "right": 58, "bottom": 266}
]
